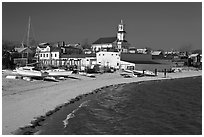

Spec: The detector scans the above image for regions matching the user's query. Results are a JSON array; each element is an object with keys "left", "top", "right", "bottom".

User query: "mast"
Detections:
[
  {"left": 27, "top": 16, "right": 31, "bottom": 47},
  {"left": 26, "top": 16, "right": 31, "bottom": 65}
]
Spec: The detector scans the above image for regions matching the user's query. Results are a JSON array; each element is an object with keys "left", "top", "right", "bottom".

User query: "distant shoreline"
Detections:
[{"left": 12, "top": 75, "right": 202, "bottom": 135}]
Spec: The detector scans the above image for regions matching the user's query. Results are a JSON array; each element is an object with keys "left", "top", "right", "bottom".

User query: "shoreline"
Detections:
[
  {"left": 2, "top": 70, "right": 202, "bottom": 134},
  {"left": 13, "top": 75, "right": 202, "bottom": 135}
]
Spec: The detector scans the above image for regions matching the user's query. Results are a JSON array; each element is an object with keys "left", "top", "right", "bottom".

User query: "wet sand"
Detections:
[{"left": 2, "top": 70, "right": 202, "bottom": 134}]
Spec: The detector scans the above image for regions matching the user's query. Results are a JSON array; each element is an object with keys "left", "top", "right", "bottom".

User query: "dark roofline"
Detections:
[
  {"left": 92, "top": 37, "right": 117, "bottom": 44},
  {"left": 61, "top": 54, "right": 96, "bottom": 58},
  {"left": 38, "top": 45, "right": 49, "bottom": 48}
]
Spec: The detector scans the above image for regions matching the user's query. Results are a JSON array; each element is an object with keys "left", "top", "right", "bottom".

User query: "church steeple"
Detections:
[{"left": 117, "top": 19, "right": 126, "bottom": 42}]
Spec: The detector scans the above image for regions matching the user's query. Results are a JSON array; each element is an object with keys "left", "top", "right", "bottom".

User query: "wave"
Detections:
[{"left": 62, "top": 100, "right": 90, "bottom": 128}]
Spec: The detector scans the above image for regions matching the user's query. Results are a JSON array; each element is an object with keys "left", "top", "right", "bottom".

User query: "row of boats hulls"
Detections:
[
  {"left": 15, "top": 66, "right": 73, "bottom": 78},
  {"left": 122, "top": 69, "right": 156, "bottom": 77}
]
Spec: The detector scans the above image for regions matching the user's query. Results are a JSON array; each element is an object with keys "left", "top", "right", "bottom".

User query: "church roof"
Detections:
[
  {"left": 92, "top": 37, "right": 117, "bottom": 44},
  {"left": 61, "top": 54, "right": 96, "bottom": 58}
]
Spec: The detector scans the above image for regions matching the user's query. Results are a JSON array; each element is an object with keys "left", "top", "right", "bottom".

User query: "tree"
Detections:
[
  {"left": 29, "top": 38, "right": 39, "bottom": 47},
  {"left": 81, "top": 38, "right": 91, "bottom": 49},
  {"left": 192, "top": 49, "right": 202, "bottom": 54},
  {"left": 178, "top": 43, "right": 192, "bottom": 52},
  {"left": 2, "top": 40, "right": 17, "bottom": 51}
]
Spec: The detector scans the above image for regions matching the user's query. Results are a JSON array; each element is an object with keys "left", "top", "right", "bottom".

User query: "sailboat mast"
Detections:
[
  {"left": 26, "top": 16, "right": 31, "bottom": 65},
  {"left": 27, "top": 16, "right": 31, "bottom": 47}
]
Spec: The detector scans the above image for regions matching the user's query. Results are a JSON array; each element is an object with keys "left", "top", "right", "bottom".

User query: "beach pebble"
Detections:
[{"left": 45, "top": 111, "right": 53, "bottom": 116}]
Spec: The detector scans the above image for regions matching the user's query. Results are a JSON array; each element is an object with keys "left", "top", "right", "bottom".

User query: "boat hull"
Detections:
[
  {"left": 16, "top": 68, "right": 48, "bottom": 77},
  {"left": 133, "top": 70, "right": 156, "bottom": 76},
  {"left": 46, "top": 69, "right": 73, "bottom": 77}
]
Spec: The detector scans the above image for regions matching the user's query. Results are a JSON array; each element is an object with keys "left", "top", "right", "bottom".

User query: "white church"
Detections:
[
  {"left": 92, "top": 20, "right": 135, "bottom": 69},
  {"left": 91, "top": 20, "right": 130, "bottom": 53}
]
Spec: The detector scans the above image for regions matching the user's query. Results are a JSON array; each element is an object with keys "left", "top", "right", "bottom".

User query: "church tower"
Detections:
[
  {"left": 117, "top": 19, "right": 126, "bottom": 42},
  {"left": 117, "top": 20, "right": 128, "bottom": 51}
]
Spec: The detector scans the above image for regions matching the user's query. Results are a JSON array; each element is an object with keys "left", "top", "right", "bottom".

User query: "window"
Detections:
[
  {"left": 116, "top": 54, "right": 118, "bottom": 56},
  {"left": 55, "top": 53, "right": 57, "bottom": 57},
  {"left": 87, "top": 59, "right": 89, "bottom": 61},
  {"left": 103, "top": 54, "right": 105, "bottom": 56},
  {"left": 40, "top": 54, "right": 42, "bottom": 57},
  {"left": 99, "top": 54, "right": 100, "bottom": 56},
  {"left": 51, "top": 54, "right": 52, "bottom": 57},
  {"left": 43, "top": 54, "right": 45, "bottom": 57},
  {"left": 47, "top": 54, "right": 48, "bottom": 57},
  {"left": 111, "top": 54, "right": 113, "bottom": 56}
]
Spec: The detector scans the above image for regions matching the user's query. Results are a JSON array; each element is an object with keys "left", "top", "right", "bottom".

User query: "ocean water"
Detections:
[{"left": 39, "top": 76, "right": 202, "bottom": 135}]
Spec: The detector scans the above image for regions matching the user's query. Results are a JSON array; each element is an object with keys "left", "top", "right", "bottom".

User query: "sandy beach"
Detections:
[{"left": 2, "top": 69, "right": 202, "bottom": 134}]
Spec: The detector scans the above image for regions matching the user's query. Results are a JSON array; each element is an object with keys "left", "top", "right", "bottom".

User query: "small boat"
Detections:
[
  {"left": 46, "top": 69, "right": 73, "bottom": 77},
  {"left": 123, "top": 69, "right": 133, "bottom": 73},
  {"left": 86, "top": 73, "right": 96, "bottom": 78},
  {"left": 44, "top": 76, "right": 59, "bottom": 82},
  {"left": 133, "top": 70, "right": 156, "bottom": 77},
  {"left": 16, "top": 66, "right": 48, "bottom": 78}
]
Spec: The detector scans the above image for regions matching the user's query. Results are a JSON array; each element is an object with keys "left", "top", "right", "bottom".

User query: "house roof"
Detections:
[
  {"left": 189, "top": 53, "right": 199, "bottom": 58},
  {"left": 92, "top": 37, "right": 117, "bottom": 44},
  {"left": 15, "top": 47, "right": 27, "bottom": 53},
  {"left": 38, "top": 43, "right": 50, "bottom": 48},
  {"left": 151, "top": 51, "right": 162, "bottom": 56},
  {"left": 15, "top": 47, "right": 33, "bottom": 53}
]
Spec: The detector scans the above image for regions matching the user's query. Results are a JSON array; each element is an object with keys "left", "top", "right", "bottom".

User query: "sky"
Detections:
[{"left": 2, "top": 2, "right": 202, "bottom": 50}]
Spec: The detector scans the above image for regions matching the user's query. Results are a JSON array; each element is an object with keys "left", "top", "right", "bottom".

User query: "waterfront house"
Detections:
[
  {"left": 13, "top": 46, "right": 34, "bottom": 66},
  {"left": 36, "top": 43, "right": 61, "bottom": 66}
]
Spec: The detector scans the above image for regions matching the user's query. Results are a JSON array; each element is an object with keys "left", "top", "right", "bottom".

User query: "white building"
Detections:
[
  {"left": 96, "top": 51, "right": 120, "bottom": 68},
  {"left": 36, "top": 43, "right": 61, "bottom": 65},
  {"left": 60, "top": 54, "right": 97, "bottom": 70}
]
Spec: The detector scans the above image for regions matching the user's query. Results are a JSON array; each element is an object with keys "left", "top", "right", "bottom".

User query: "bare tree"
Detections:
[
  {"left": 178, "top": 42, "right": 192, "bottom": 52},
  {"left": 81, "top": 38, "right": 91, "bottom": 49}
]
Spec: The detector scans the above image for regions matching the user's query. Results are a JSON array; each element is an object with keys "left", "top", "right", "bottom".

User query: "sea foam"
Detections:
[{"left": 63, "top": 100, "right": 90, "bottom": 128}]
